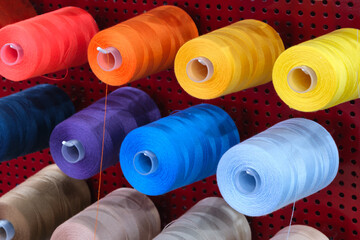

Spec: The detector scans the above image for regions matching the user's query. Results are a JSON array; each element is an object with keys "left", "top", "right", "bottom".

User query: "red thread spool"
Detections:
[
  {"left": 0, "top": 7, "right": 99, "bottom": 81},
  {"left": 0, "top": 0, "right": 36, "bottom": 28},
  {"left": 88, "top": 5, "right": 198, "bottom": 86}
]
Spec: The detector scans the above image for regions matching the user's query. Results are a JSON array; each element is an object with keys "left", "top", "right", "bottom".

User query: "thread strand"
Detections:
[{"left": 93, "top": 83, "right": 108, "bottom": 240}]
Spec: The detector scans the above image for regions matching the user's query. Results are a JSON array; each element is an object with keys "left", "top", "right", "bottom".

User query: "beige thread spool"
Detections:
[
  {"left": 154, "top": 197, "right": 251, "bottom": 240},
  {"left": 271, "top": 225, "right": 328, "bottom": 240},
  {"left": 0, "top": 164, "right": 91, "bottom": 240},
  {"left": 51, "top": 188, "right": 161, "bottom": 240}
]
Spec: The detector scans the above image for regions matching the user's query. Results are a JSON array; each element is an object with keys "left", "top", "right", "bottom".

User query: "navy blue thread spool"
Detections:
[
  {"left": 120, "top": 103, "right": 240, "bottom": 196},
  {"left": 0, "top": 84, "right": 75, "bottom": 162}
]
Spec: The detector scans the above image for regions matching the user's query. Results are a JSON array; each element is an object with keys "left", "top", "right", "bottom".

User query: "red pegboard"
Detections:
[{"left": 0, "top": 0, "right": 359, "bottom": 239}]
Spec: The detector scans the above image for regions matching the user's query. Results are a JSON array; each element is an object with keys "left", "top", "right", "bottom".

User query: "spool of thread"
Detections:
[
  {"left": 271, "top": 225, "right": 328, "bottom": 240},
  {"left": 51, "top": 188, "right": 161, "bottom": 240},
  {"left": 273, "top": 28, "right": 360, "bottom": 112},
  {"left": 50, "top": 87, "right": 161, "bottom": 180},
  {"left": 120, "top": 103, "right": 239, "bottom": 196},
  {"left": 87, "top": 5, "right": 198, "bottom": 86},
  {"left": 154, "top": 197, "right": 251, "bottom": 240},
  {"left": 0, "top": 6, "right": 98, "bottom": 81},
  {"left": 0, "top": 164, "right": 91, "bottom": 240},
  {"left": 0, "top": 84, "right": 75, "bottom": 162},
  {"left": 217, "top": 118, "right": 339, "bottom": 217},
  {"left": 0, "top": 0, "right": 36, "bottom": 28},
  {"left": 174, "top": 19, "right": 284, "bottom": 100}
]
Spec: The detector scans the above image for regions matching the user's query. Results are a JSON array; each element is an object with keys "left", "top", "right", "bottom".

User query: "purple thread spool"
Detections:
[{"left": 49, "top": 87, "right": 161, "bottom": 180}]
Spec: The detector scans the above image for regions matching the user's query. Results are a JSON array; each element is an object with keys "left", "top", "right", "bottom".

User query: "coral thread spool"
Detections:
[{"left": 0, "top": 7, "right": 98, "bottom": 81}]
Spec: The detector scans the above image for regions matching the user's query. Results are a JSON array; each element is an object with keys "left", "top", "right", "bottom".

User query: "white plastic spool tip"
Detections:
[
  {"left": 287, "top": 66, "right": 318, "bottom": 93},
  {"left": 133, "top": 150, "right": 158, "bottom": 175},
  {"left": 0, "top": 220, "right": 15, "bottom": 240},
  {"left": 0, "top": 43, "right": 24, "bottom": 66},
  {"left": 234, "top": 168, "right": 261, "bottom": 194},
  {"left": 186, "top": 57, "right": 214, "bottom": 83},
  {"left": 96, "top": 47, "right": 122, "bottom": 71},
  {"left": 61, "top": 140, "right": 85, "bottom": 163}
]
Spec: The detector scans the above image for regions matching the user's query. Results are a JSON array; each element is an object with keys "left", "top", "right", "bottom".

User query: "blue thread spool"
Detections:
[
  {"left": 217, "top": 118, "right": 339, "bottom": 216},
  {"left": 120, "top": 103, "right": 240, "bottom": 196}
]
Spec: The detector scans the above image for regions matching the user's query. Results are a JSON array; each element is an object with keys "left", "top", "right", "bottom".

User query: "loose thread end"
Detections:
[{"left": 96, "top": 47, "right": 108, "bottom": 54}]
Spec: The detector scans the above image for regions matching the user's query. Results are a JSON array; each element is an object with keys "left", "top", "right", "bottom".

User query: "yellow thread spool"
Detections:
[
  {"left": 174, "top": 19, "right": 284, "bottom": 100},
  {"left": 273, "top": 28, "right": 360, "bottom": 112}
]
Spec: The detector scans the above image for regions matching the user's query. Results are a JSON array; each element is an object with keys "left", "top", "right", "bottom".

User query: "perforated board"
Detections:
[{"left": 0, "top": 0, "right": 359, "bottom": 239}]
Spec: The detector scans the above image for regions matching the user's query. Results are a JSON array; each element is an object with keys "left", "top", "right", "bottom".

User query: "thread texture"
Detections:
[
  {"left": 0, "top": 164, "right": 91, "bottom": 240},
  {"left": 120, "top": 103, "right": 239, "bottom": 195},
  {"left": 51, "top": 188, "right": 161, "bottom": 240},
  {"left": 174, "top": 19, "right": 284, "bottom": 99},
  {"left": 217, "top": 118, "right": 339, "bottom": 216},
  {"left": 273, "top": 28, "right": 360, "bottom": 112},
  {"left": 271, "top": 225, "right": 328, "bottom": 240},
  {"left": 0, "top": 84, "right": 75, "bottom": 162},
  {"left": 50, "top": 87, "right": 161, "bottom": 180},
  {"left": 0, "top": 0, "right": 36, "bottom": 28},
  {"left": 0, "top": 6, "right": 98, "bottom": 81},
  {"left": 154, "top": 197, "right": 251, "bottom": 240},
  {"left": 88, "top": 5, "right": 198, "bottom": 86}
]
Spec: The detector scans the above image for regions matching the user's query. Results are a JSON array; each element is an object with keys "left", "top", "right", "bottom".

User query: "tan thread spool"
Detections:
[
  {"left": 51, "top": 188, "right": 161, "bottom": 240},
  {"left": 154, "top": 197, "right": 251, "bottom": 240},
  {"left": 0, "top": 164, "right": 91, "bottom": 240},
  {"left": 271, "top": 225, "right": 328, "bottom": 240}
]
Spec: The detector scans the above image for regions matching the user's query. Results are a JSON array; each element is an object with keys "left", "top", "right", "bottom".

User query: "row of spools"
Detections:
[
  {"left": 0, "top": 3, "right": 353, "bottom": 240},
  {"left": 0, "top": 85, "right": 338, "bottom": 239},
  {"left": 0, "top": 164, "right": 329, "bottom": 240},
  {"left": 0, "top": 6, "right": 359, "bottom": 112}
]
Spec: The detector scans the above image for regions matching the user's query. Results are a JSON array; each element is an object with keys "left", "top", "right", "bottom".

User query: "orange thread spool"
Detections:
[
  {"left": 88, "top": 5, "right": 198, "bottom": 86},
  {"left": 0, "top": 0, "right": 36, "bottom": 28},
  {"left": 0, "top": 7, "right": 99, "bottom": 81}
]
